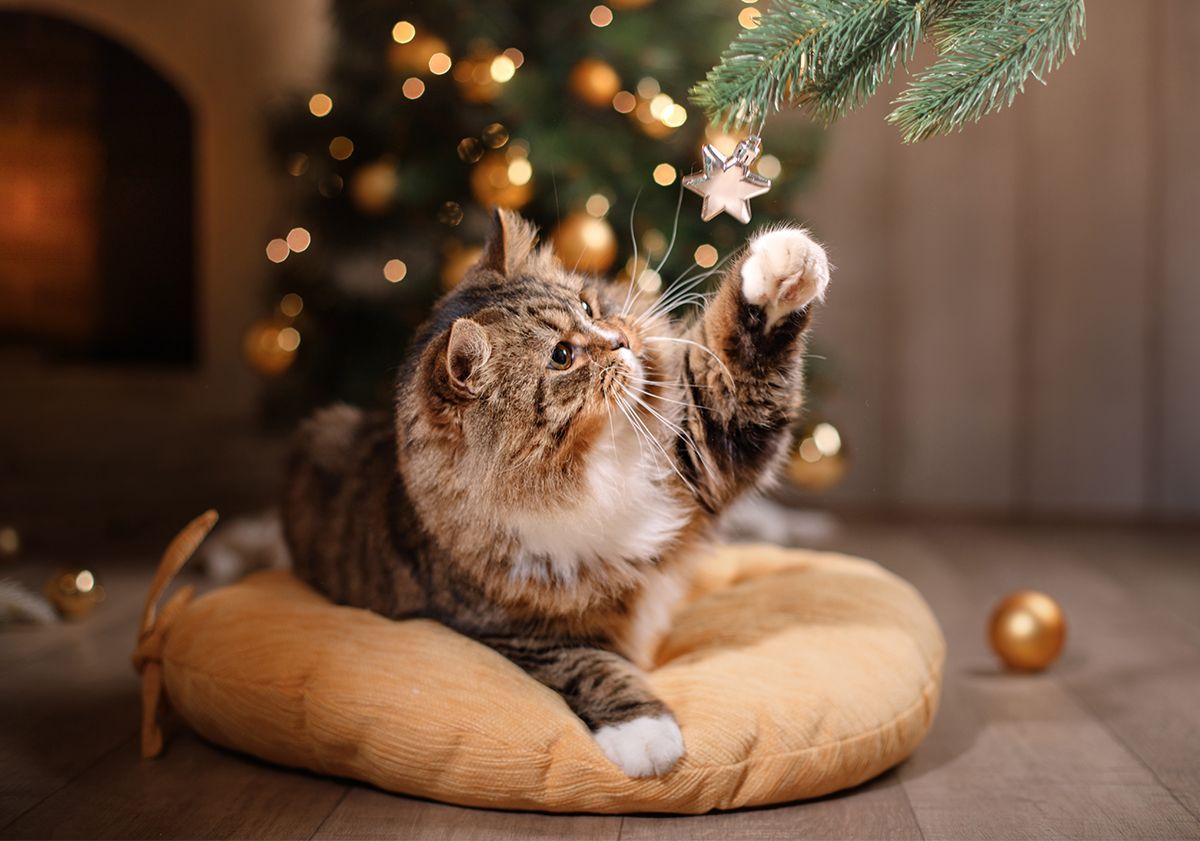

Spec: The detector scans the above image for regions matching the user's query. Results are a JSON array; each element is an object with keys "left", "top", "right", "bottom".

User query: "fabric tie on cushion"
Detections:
[{"left": 131, "top": 509, "right": 218, "bottom": 759}]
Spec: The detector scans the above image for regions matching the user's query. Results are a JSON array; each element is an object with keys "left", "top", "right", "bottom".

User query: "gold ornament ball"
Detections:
[
  {"left": 551, "top": 212, "right": 618, "bottom": 274},
  {"left": 243, "top": 319, "right": 298, "bottom": 377},
  {"left": 787, "top": 421, "right": 848, "bottom": 490},
  {"left": 45, "top": 568, "right": 105, "bottom": 620},
  {"left": 569, "top": 58, "right": 621, "bottom": 108},
  {"left": 989, "top": 590, "right": 1067, "bottom": 671},
  {"left": 350, "top": 160, "right": 399, "bottom": 214},
  {"left": 469, "top": 153, "right": 534, "bottom": 209}
]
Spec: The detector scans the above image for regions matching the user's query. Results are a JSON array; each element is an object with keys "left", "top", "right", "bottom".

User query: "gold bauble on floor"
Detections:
[
  {"left": 988, "top": 590, "right": 1066, "bottom": 671},
  {"left": 551, "top": 212, "right": 618, "bottom": 274},
  {"left": 45, "top": 568, "right": 105, "bottom": 620}
]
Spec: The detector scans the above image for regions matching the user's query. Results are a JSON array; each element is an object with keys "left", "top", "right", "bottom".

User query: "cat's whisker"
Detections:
[
  {"left": 626, "top": 384, "right": 711, "bottom": 413},
  {"left": 652, "top": 182, "right": 686, "bottom": 276},
  {"left": 634, "top": 265, "right": 726, "bottom": 325},
  {"left": 615, "top": 390, "right": 697, "bottom": 495},
  {"left": 619, "top": 191, "right": 643, "bottom": 318},
  {"left": 639, "top": 249, "right": 739, "bottom": 323},
  {"left": 643, "top": 336, "right": 734, "bottom": 388},
  {"left": 621, "top": 386, "right": 714, "bottom": 484}
]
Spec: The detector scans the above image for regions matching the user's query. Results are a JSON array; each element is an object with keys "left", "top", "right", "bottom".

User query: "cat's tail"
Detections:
[{"left": 199, "top": 509, "right": 291, "bottom": 584}]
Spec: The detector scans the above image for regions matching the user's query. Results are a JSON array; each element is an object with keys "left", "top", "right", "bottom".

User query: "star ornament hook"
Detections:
[{"left": 682, "top": 137, "right": 772, "bottom": 224}]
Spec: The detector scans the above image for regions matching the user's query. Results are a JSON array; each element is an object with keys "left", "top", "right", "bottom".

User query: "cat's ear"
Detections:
[
  {"left": 445, "top": 318, "right": 492, "bottom": 395},
  {"left": 478, "top": 208, "right": 538, "bottom": 277}
]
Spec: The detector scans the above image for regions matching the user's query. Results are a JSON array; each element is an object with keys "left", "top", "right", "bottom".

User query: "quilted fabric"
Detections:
[{"left": 154, "top": 543, "right": 943, "bottom": 814}]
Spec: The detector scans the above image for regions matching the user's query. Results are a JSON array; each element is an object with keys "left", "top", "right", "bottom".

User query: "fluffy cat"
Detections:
[{"left": 283, "top": 209, "right": 830, "bottom": 778}]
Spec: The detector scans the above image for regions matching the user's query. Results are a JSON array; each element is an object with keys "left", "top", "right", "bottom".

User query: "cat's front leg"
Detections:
[
  {"left": 673, "top": 226, "right": 831, "bottom": 508},
  {"left": 740, "top": 227, "right": 831, "bottom": 329},
  {"left": 482, "top": 636, "right": 684, "bottom": 777}
]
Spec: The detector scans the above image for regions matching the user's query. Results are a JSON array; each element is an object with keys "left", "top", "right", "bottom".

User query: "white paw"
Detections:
[
  {"left": 741, "top": 227, "right": 831, "bottom": 327},
  {"left": 592, "top": 714, "right": 685, "bottom": 778}
]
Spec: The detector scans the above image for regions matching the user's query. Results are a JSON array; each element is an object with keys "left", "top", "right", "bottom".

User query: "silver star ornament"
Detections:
[{"left": 683, "top": 136, "right": 772, "bottom": 224}]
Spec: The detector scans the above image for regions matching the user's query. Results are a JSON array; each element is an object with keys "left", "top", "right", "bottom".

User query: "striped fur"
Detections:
[{"left": 283, "top": 210, "right": 830, "bottom": 776}]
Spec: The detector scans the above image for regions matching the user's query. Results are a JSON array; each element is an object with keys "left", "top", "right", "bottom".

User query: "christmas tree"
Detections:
[{"left": 255, "top": 0, "right": 823, "bottom": 423}]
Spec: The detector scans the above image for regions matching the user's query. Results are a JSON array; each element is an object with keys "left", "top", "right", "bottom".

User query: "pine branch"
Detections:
[
  {"left": 887, "top": 0, "right": 1086, "bottom": 142},
  {"left": 689, "top": 0, "right": 830, "bottom": 129},
  {"left": 801, "top": 0, "right": 930, "bottom": 124},
  {"left": 693, "top": 0, "right": 1086, "bottom": 142}
]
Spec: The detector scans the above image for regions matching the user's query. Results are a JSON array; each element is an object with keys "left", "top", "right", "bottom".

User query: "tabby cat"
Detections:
[{"left": 283, "top": 209, "right": 831, "bottom": 777}]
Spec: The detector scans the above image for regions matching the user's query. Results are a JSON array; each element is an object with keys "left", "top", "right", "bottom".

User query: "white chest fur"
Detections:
[{"left": 507, "top": 419, "right": 687, "bottom": 586}]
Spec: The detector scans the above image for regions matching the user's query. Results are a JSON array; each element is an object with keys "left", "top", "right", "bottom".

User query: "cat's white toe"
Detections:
[
  {"left": 592, "top": 714, "right": 684, "bottom": 777},
  {"left": 741, "top": 227, "right": 830, "bottom": 327}
]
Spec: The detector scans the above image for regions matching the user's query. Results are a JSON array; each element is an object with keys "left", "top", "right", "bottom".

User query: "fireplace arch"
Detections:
[{"left": 0, "top": 11, "right": 196, "bottom": 364}]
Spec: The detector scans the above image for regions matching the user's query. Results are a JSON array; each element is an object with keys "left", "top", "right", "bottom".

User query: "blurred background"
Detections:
[{"left": 0, "top": 0, "right": 1196, "bottom": 557}]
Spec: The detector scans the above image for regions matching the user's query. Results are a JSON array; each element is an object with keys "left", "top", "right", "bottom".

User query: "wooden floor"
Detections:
[{"left": 2, "top": 521, "right": 1199, "bottom": 840}]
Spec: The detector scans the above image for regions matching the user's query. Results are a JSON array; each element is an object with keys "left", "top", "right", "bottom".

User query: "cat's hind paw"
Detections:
[
  {"left": 592, "top": 713, "right": 684, "bottom": 777},
  {"left": 741, "top": 227, "right": 830, "bottom": 328}
]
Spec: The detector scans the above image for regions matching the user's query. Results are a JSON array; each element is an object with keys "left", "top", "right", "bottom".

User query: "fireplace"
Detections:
[{"left": 0, "top": 11, "right": 195, "bottom": 364}]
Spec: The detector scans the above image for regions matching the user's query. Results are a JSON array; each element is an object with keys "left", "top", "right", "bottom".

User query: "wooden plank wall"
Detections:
[{"left": 799, "top": 0, "right": 1198, "bottom": 519}]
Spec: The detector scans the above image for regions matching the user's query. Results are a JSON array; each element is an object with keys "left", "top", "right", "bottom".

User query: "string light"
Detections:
[
  {"left": 812, "top": 422, "right": 843, "bottom": 456},
  {"left": 384, "top": 259, "right": 408, "bottom": 283},
  {"left": 490, "top": 55, "right": 516, "bottom": 83},
  {"left": 757, "top": 154, "right": 782, "bottom": 179},
  {"left": 663, "top": 104, "right": 688, "bottom": 127},
  {"left": 739, "top": 7, "right": 762, "bottom": 28},
  {"left": 637, "top": 268, "right": 663, "bottom": 293},
  {"left": 280, "top": 293, "right": 304, "bottom": 318},
  {"left": 329, "top": 136, "right": 354, "bottom": 160},
  {"left": 428, "top": 52, "right": 452, "bottom": 75},
  {"left": 636, "top": 77, "right": 660, "bottom": 98},
  {"left": 402, "top": 77, "right": 426, "bottom": 99},
  {"left": 503, "top": 48, "right": 525, "bottom": 68},
  {"left": 642, "top": 229, "right": 667, "bottom": 255},
  {"left": 590, "top": 4, "right": 614, "bottom": 26},
  {"left": 649, "top": 93, "right": 673, "bottom": 120},
  {"left": 392, "top": 21, "right": 416, "bottom": 43},
  {"left": 612, "top": 91, "right": 636, "bottom": 113},
  {"left": 308, "top": 93, "right": 332, "bottom": 117},
  {"left": 585, "top": 193, "right": 610, "bottom": 217},
  {"left": 694, "top": 244, "right": 718, "bottom": 268},
  {"left": 277, "top": 327, "right": 301, "bottom": 352},
  {"left": 437, "top": 201, "right": 464, "bottom": 226},
  {"left": 457, "top": 137, "right": 484, "bottom": 163},
  {"left": 286, "top": 227, "right": 311, "bottom": 253},
  {"left": 506, "top": 158, "right": 533, "bottom": 186},
  {"left": 482, "top": 122, "right": 509, "bottom": 148},
  {"left": 652, "top": 163, "right": 676, "bottom": 186},
  {"left": 266, "top": 239, "right": 289, "bottom": 263}
]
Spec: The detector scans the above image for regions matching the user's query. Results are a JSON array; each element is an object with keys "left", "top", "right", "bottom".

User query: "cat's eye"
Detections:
[
  {"left": 580, "top": 298, "right": 593, "bottom": 317},
  {"left": 549, "top": 341, "right": 574, "bottom": 370}
]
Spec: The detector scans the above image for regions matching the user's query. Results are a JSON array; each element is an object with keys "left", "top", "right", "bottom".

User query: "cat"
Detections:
[{"left": 282, "top": 209, "right": 831, "bottom": 778}]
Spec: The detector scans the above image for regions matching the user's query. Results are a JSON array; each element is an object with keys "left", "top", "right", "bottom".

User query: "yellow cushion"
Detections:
[{"left": 157, "top": 544, "right": 943, "bottom": 814}]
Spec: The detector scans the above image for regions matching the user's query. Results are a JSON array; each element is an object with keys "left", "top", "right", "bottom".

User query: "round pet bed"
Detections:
[{"left": 133, "top": 512, "right": 944, "bottom": 814}]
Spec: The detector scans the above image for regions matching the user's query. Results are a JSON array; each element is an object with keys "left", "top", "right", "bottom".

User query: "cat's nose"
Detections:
[{"left": 609, "top": 328, "right": 629, "bottom": 351}]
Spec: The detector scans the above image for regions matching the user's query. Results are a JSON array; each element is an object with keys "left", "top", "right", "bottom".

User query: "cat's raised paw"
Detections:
[
  {"left": 741, "top": 227, "right": 830, "bottom": 327},
  {"left": 592, "top": 713, "right": 684, "bottom": 777}
]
